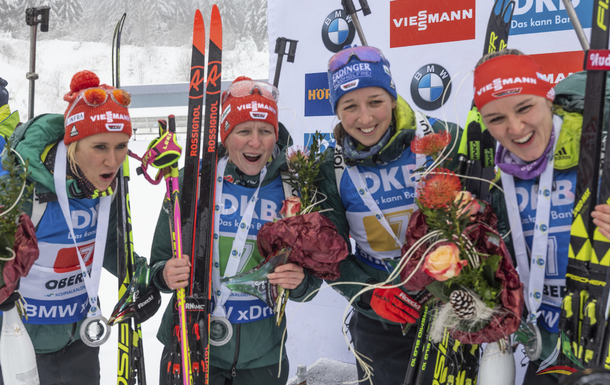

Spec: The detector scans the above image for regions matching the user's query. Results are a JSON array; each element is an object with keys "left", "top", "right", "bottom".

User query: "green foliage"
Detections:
[
  {"left": 0, "top": 141, "right": 34, "bottom": 259},
  {"left": 283, "top": 131, "right": 328, "bottom": 214}
]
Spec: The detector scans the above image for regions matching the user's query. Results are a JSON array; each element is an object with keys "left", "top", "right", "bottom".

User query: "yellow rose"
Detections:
[{"left": 423, "top": 243, "right": 467, "bottom": 281}]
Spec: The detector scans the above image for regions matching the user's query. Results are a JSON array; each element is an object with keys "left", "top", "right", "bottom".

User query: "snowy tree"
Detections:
[
  {"left": 244, "top": 0, "right": 267, "bottom": 52},
  {"left": 0, "top": 0, "right": 269, "bottom": 50}
]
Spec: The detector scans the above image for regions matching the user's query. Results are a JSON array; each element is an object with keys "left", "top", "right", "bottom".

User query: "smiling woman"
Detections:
[
  {"left": 473, "top": 50, "right": 610, "bottom": 384},
  {"left": 0, "top": 70, "right": 135, "bottom": 385},
  {"left": 313, "top": 45, "right": 464, "bottom": 384},
  {"left": 150, "top": 76, "right": 323, "bottom": 385}
]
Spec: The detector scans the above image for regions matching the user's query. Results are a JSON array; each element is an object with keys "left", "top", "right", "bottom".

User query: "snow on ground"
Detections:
[{"left": 1, "top": 34, "right": 530, "bottom": 384}]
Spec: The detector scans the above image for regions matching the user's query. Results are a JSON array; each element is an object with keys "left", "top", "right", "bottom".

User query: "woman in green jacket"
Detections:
[
  {"left": 150, "top": 77, "right": 321, "bottom": 385},
  {"left": 316, "top": 45, "right": 462, "bottom": 384}
]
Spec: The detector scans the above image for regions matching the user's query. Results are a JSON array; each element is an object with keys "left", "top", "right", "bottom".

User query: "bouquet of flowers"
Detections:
[
  {"left": 0, "top": 142, "right": 38, "bottom": 309},
  {"left": 399, "top": 132, "right": 523, "bottom": 344},
  {"left": 223, "top": 132, "right": 348, "bottom": 324}
]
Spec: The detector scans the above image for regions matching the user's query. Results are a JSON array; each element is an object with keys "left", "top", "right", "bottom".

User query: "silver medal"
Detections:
[
  {"left": 80, "top": 315, "right": 111, "bottom": 347},
  {"left": 210, "top": 316, "right": 233, "bottom": 346}
]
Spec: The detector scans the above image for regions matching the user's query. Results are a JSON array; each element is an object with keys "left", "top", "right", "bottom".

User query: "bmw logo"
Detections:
[
  {"left": 322, "top": 9, "right": 356, "bottom": 53},
  {"left": 410, "top": 64, "right": 452, "bottom": 111}
]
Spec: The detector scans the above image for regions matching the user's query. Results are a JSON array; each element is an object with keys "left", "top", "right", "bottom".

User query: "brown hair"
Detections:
[{"left": 475, "top": 48, "right": 525, "bottom": 68}]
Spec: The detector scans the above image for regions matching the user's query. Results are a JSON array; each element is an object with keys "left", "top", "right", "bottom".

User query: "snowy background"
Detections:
[
  {"left": 0, "top": 1, "right": 531, "bottom": 383},
  {"left": 1, "top": 2, "right": 358, "bottom": 384}
]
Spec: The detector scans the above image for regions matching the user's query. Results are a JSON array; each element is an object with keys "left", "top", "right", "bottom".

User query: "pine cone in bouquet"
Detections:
[
  {"left": 450, "top": 290, "right": 476, "bottom": 320},
  {"left": 257, "top": 212, "right": 348, "bottom": 280},
  {"left": 400, "top": 200, "right": 523, "bottom": 344},
  {"left": 0, "top": 213, "right": 39, "bottom": 304},
  {"left": 449, "top": 222, "right": 523, "bottom": 344}
]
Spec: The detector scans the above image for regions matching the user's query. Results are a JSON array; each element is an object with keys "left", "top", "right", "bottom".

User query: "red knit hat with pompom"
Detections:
[
  {"left": 63, "top": 70, "right": 132, "bottom": 144},
  {"left": 219, "top": 76, "right": 278, "bottom": 145}
]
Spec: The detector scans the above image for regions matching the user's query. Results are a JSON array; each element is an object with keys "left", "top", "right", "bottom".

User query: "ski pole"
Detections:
[
  {"left": 340, "top": 0, "right": 371, "bottom": 46},
  {"left": 273, "top": 37, "right": 298, "bottom": 88},
  {"left": 25, "top": 6, "right": 50, "bottom": 120},
  {"left": 162, "top": 116, "right": 192, "bottom": 385},
  {"left": 561, "top": 0, "right": 589, "bottom": 51}
]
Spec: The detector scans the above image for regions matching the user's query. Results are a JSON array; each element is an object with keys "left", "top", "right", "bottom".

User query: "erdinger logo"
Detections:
[
  {"left": 410, "top": 64, "right": 452, "bottom": 111},
  {"left": 321, "top": 9, "right": 355, "bottom": 53}
]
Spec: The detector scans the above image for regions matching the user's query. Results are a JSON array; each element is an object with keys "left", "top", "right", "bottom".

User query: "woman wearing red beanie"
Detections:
[
  {"left": 0, "top": 70, "right": 134, "bottom": 384},
  {"left": 150, "top": 77, "right": 322, "bottom": 385}
]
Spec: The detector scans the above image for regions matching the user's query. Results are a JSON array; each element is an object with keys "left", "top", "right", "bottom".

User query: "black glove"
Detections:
[
  {"left": 133, "top": 284, "right": 162, "bottom": 324},
  {"left": 0, "top": 291, "right": 20, "bottom": 312}
]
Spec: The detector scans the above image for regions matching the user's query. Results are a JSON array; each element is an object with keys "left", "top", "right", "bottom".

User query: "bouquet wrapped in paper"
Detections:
[
  {"left": 400, "top": 133, "right": 523, "bottom": 344},
  {"left": 224, "top": 132, "right": 348, "bottom": 323}
]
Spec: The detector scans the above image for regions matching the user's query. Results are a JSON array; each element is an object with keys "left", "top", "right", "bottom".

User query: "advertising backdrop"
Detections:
[{"left": 267, "top": 0, "right": 589, "bottom": 149}]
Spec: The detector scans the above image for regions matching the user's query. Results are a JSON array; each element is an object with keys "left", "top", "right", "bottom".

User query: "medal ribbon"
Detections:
[
  {"left": 501, "top": 115, "right": 561, "bottom": 324},
  {"left": 211, "top": 156, "right": 267, "bottom": 317},
  {"left": 54, "top": 140, "right": 110, "bottom": 319}
]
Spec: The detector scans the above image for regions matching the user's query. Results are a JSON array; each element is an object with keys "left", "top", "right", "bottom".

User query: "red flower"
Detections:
[
  {"left": 411, "top": 131, "right": 452, "bottom": 156},
  {"left": 418, "top": 168, "right": 462, "bottom": 209}
]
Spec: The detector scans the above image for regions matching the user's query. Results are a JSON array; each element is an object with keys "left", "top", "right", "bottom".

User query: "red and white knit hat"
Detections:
[
  {"left": 219, "top": 76, "right": 279, "bottom": 145},
  {"left": 63, "top": 70, "right": 132, "bottom": 145},
  {"left": 473, "top": 55, "right": 555, "bottom": 110}
]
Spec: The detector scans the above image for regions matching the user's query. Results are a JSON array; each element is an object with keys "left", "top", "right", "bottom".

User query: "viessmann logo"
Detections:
[{"left": 390, "top": 0, "right": 476, "bottom": 48}]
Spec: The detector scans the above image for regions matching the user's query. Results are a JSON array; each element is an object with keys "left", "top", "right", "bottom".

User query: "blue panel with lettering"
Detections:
[
  {"left": 304, "top": 72, "right": 334, "bottom": 117},
  {"left": 509, "top": 0, "right": 592, "bottom": 36}
]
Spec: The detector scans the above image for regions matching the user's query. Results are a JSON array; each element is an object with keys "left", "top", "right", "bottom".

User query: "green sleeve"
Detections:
[
  {"left": 149, "top": 190, "right": 174, "bottom": 293},
  {"left": 288, "top": 269, "right": 322, "bottom": 303}
]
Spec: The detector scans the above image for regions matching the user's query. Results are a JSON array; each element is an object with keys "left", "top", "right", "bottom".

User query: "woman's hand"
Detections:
[
  {"left": 268, "top": 263, "right": 305, "bottom": 290},
  {"left": 592, "top": 204, "right": 610, "bottom": 240},
  {"left": 162, "top": 256, "right": 191, "bottom": 290}
]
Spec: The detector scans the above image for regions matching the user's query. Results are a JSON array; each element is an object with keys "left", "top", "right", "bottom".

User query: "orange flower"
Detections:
[
  {"left": 411, "top": 131, "right": 452, "bottom": 156},
  {"left": 423, "top": 243, "right": 467, "bottom": 281},
  {"left": 418, "top": 169, "right": 462, "bottom": 209},
  {"left": 279, "top": 196, "right": 301, "bottom": 218}
]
